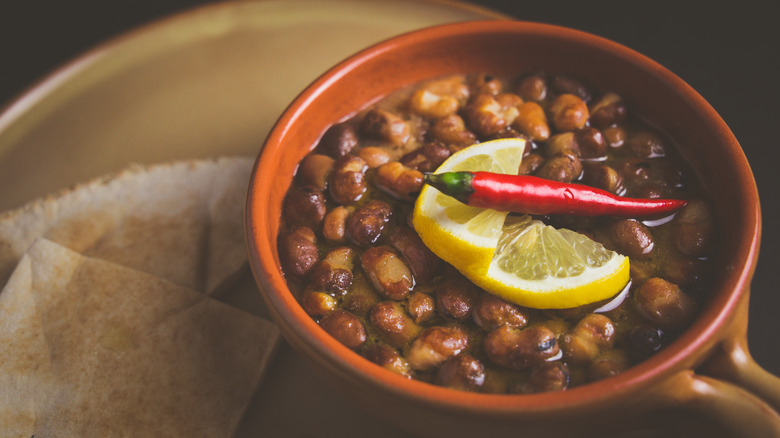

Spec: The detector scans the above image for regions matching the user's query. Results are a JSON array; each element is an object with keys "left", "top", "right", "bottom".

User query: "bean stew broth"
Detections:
[{"left": 277, "top": 72, "right": 716, "bottom": 393}]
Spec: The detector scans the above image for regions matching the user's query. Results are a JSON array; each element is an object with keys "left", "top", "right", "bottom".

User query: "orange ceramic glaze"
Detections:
[{"left": 246, "top": 21, "right": 779, "bottom": 437}]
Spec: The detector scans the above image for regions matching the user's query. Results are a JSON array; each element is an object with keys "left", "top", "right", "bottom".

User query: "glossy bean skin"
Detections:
[
  {"left": 635, "top": 277, "right": 696, "bottom": 332},
  {"left": 517, "top": 362, "right": 570, "bottom": 394},
  {"left": 316, "top": 123, "right": 358, "bottom": 158},
  {"left": 673, "top": 199, "right": 716, "bottom": 257},
  {"left": 589, "top": 93, "right": 627, "bottom": 128},
  {"left": 346, "top": 200, "right": 392, "bottom": 247},
  {"left": 535, "top": 153, "right": 582, "bottom": 183},
  {"left": 406, "top": 326, "right": 469, "bottom": 371},
  {"left": 362, "top": 343, "right": 413, "bottom": 378},
  {"left": 375, "top": 162, "right": 424, "bottom": 201},
  {"left": 575, "top": 127, "right": 607, "bottom": 159},
  {"left": 609, "top": 219, "right": 655, "bottom": 259},
  {"left": 388, "top": 226, "right": 442, "bottom": 285},
  {"left": 582, "top": 162, "right": 624, "bottom": 194},
  {"left": 357, "top": 146, "right": 392, "bottom": 169},
  {"left": 516, "top": 74, "right": 547, "bottom": 102},
  {"left": 370, "top": 301, "right": 423, "bottom": 348},
  {"left": 430, "top": 114, "right": 477, "bottom": 148},
  {"left": 407, "top": 292, "right": 436, "bottom": 324},
  {"left": 322, "top": 206, "right": 351, "bottom": 243},
  {"left": 298, "top": 154, "right": 335, "bottom": 191},
  {"left": 435, "top": 354, "right": 486, "bottom": 391},
  {"left": 300, "top": 288, "right": 338, "bottom": 317},
  {"left": 550, "top": 75, "right": 592, "bottom": 102},
  {"left": 278, "top": 227, "right": 319, "bottom": 278},
  {"left": 472, "top": 294, "right": 528, "bottom": 331},
  {"left": 283, "top": 186, "right": 326, "bottom": 229},
  {"left": 561, "top": 314, "right": 615, "bottom": 365},
  {"left": 320, "top": 310, "right": 367, "bottom": 349},
  {"left": 588, "top": 349, "right": 629, "bottom": 381},
  {"left": 309, "top": 246, "right": 354, "bottom": 295},
  {"left": 462, "top": 93, "right": 521, "bottom": 138},
  {"left": 360, "top": 108, "right": 411, "bottom": 147},
  {"left": 329, "top": 155, "right": 367, "bottom": 205},
  {"left": 548, "top": 94, "right": 589, "bottom": 131},
  {"left": 484, "top": 325, "right": 559, "bottom": 370},
  {"left": 436, "top": 276, "right": 477, "bottom": 322},
  {"left": 514, "top": 101, "right": 550, "bottom": 141},
  {"left": 361, "top": 246, "right": 415, "bottom": 300},
  {"left": 400, "top": 141, "right": 452, "bottom": 173},
  {"left": 517, "top": 153, "right": 545, "bottom": 175}
]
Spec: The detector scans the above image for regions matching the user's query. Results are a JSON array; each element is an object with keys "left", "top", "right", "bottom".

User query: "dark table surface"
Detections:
[{"left": 2, "top": 0, "right": 778, "bottom": 377}]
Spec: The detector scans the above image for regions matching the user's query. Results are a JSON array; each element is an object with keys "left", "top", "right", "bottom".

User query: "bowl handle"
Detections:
[{"left": 648, "top": 293, "right": 780, "bottom": 436}]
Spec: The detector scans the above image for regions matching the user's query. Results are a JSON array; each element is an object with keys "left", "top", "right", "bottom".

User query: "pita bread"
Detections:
[
  {"left": 0, "top": 157, "right": 253, "bottom": 294},
  {"left": 0, "top": 238, "right": 280, "bottom": 437}
]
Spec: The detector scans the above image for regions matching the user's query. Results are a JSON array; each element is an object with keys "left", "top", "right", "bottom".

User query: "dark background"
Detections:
[{"left": 1, "top": 1, "right": 778, "bottom": 375}]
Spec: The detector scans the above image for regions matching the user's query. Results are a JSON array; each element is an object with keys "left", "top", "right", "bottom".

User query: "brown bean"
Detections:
[
  {"left": 673, "top": 199, "right": 716, "bottom": 257},
  {"left": 662, "top": 255, "right": 708, "bottom": 286},
  {"left": 309, "top": 247, "right": 354, "bottom": 295},
  {"left": 406, "top": 326, "right": 469, "bottom": 371},
  {"left": 298, "top": 154, "right": 335, "bottom": 190},
  {"left": 589, "top": 93, "right": 627, "bottom": 128},
  {"left": 609, "top": 219, "right": 654, "bottom": 259},
  {"left": 575, "top": 128, "right": 607, "bottom": 159},
  {"left": 582, "top": 162, "right": 624, "bottom": 194},
  {"left": 319, "top": 310, "right": 366, "bottom": 349},
  {"left": 603, "top": 126, "right": 626, "bottom": 147},
  {"left": 283, "top": 185, "right": 326, "bottom": 229},
  {"left": 519, "top": 362, "right": 570, "bottom": 394},
  {"left": 400, "top": 141, "right": 452, "bottom": 173},
  {"left": 463, "top": 93, "right": 520, "bottom": 138},
  {"left": 360, "top": 108, "right": 411, "bottom": 147},
  {"left": 618, "top": 158, "right": 651, "bottom": 185},
  {"left": 436, "top": 276, "right": 478, "bottom": 321},
  {"left": 635, "top": 277, "right": 696, "bottom": 332},
  {"left": 375, "top": 162, "right": 424, "bottom": 201},
  {"left": 357, "top": 146, "right": 392, "bottom": 169},
  {"left": 362, "top": 343, "right": 413, "bottom": 378},
  {"left": 317, "top": 123, "right": 358, "bottom": 158},
  {"left": 550, "top": 75, "right": 592, "bottom": 102},
  {"left": 514, "top": 102, "right": 550, "bottom": 141},
  {"left": 545, "top": 132, "right": 580, "bottom": 157},
  {"left": 561, "top": 314, "right": 615, "bottom": 365},
  {"left": 341, "top": 275, "right": 381, "bottom": 317},
  {"left": 329, "top": 155, "right": 367, "bottom": 205},
  {"left": 588, "top": 349, "right": 629, "bottom": 381},
  {"left": 535, "top": 153, "right": 582, "bottom": 183},
  {"left": 278, "top": 226, "right": 319, "bottom": 277},
  {"left": 300, "top": 288, "right": 338, "bottom": 317},
  {"left": 516, "top": 74, "right": 547, "bottom": 102},
  {"left": 370, "top": 301, "right": 423, "bottom": 348},
  {"left": 626, "top": 131, "right": 666, "bottom": 158},
  {"left": 430, "top": 114, "right": 477, "bottom": 147},
  {"left": 484, "top": 325, "right": 559, "bottom": 370},
  {"left": 470, "top": 73, "right": 503, "bottom": 95},
  {"left": 407, "top": 292, "right": 435, "bottom": 324},
  {"left": 549, "top": 94, "right": 589, "bottom": 132},
  {"left": 435, "top": 354, "right": 486, "bottom": 391},
  {"left": 625, "top": 324, "right": 663, "bottom": 360},
  {"left": 409, "top": 89, "right": 460, "bottom": 119},
  {"left": 388, "top": 226, "right": 442, "bottom": 285},
  {"left": 361, "top": 246, "right": 414, "bottom": 300},
  {"left": 472, "top": 294, "right": 528, "bottom": 331},
  {"left": 346, "top": 200, "right": 392, "bottom": 247},
  {"left": 517, "top": 153, "right": 545, "bottom": 175},
  {"left": 322, "top": 206, "right": 351, "bottom": 243}
]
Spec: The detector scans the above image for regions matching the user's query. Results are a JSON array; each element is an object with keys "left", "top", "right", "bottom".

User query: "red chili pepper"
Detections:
[{"left": 424, "top": 171, "right": 687, "bottom": 217}]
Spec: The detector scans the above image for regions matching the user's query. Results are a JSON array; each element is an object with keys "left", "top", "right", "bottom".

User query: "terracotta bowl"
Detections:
[{"left": 246, "top": 20, "right": 780, "bottom": 437}]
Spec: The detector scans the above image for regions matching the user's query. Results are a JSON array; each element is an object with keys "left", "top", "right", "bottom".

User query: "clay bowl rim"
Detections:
[{"left": 246, "top": 20, "right": 760, "bottom": 415}]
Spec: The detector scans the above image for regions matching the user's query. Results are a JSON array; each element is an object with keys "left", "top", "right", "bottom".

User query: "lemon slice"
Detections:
[
  {"left": 412, "top": 138, "right": 526, "bottom": 275},
  {"left": 412, "top": 138, "right": 629, "bottom": 309}
]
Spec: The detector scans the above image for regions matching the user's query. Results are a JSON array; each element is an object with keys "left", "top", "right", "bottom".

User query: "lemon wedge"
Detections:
[{"left": 412, "top": 138, "right": 630, "bottom": 309}]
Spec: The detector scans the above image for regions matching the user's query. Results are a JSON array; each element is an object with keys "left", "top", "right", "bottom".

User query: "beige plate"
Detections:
[{"left": 0, "top": 0, "right": 507, "bottom": 435}]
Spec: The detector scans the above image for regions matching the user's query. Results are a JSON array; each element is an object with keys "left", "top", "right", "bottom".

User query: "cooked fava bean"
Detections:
[
  {"left": 610, "top": 219, "right": 655, "bottom": 259},
  {"left": 400, "top": 141, "right": 452, "bottom": 173},
  {"left": 319, "top": 310, "right": 366, "bottom": 349},
  {"left": 550, "top": 75, "right": 592, "bottom": 102},
  {"left": 516, "top": 74, "right": 547, "bottom": 102},
  {"left": 470, "top": 73, "right": 502, "bottom": 95},
  {"left": 472, "top": 294, "right": 528, "bottom": 331},
  {"left": 561, "top": 314, "right": 615, "bottom": 365},
  {"left": 484, "top": 325, "right": 559, "bottom": 370},
  {"left": 322, "top": 206, "right": 351, "bottom": 243},
  {"left": 329, "top": 155, "right": 367, "bottom": 205},
  {"left": 342, "top": 275, "right": 381, "bottom": 317},
  {"left": 361, "top": 246, "right": 414, "bottom": 300},
  {"left": 514, "top": 101, "right": 550, "bottom": 141},
  {"left": 625, "top": 324, "right": 663, "bottom": 360},
  {"left": 346, "top": 200, "right": 392, "bottom": 247},
  {"left": 463, "top": 93, "right": 520, "bottom": 138},
  {"left": 407, "top": 291, "right": 435, "bottom": 324},
  {"left": 300, "top": 288, "right": 338, "bottom": 317},
  {"left": 619, "top": 158, "right": 651, "bottom": 185},
  {"left": 370, "top": 301, "right": 423, "bottom": 348},
  {"left": 435, "top": 354, "right": 486, "bottom": 391},
  {"left": 673, "top": 199, "right": 715, "bottom": 257},
  {"left": 588, "top": 349, "right": 629, "bottom": 381},
  {"left": 309, "top": 247, "right": 354, "bottom": 295},
  {"left": 357, "top": 146, "right": 392, "bottom": 169},
  {"left": 430, "top": 114, "right": 477, "bottom": 147},
  {"left": 298, "top": 154, "right": 335, "bottom": 190},
  {"left": 603, "top": 126, "right": 626, "bottom": 147},
  {"left": 388, "top": 226, "right": 442, "bottom": 285},
  {"left": 283, "top": 186, "right": 326, "bottom": 229},
  {"left": 406, "top": 326, "right": 469, "bottom": 371},
  {"left": 589, "top": 93, "right": 627, "bottom": 128},
  {"left": 518, "top": 362, "right": 570, "bottom": 394},
  {"left": 375, "top": 162, "right": 424, "bottom": 201},
  {"left": 535, "top": 152, "right": 582, "bottom": 183},
  {"left": 549, "top": 94, "right": 589, "bottom": 131},
  {"left": 362, "top": 343, "right": 413, "bottom": 378},
  {"left": 582, "top": 162, "right": 624, "bottom": 194},
  {"left": 627, "top": 131, "right": 666, "bottom": 158},
  {"left": 517, "top": 153, "right": 545, "bottom": 175},
  {"left": 316, "top": 122, "right": 358, "bottom": 158},
  {"left": 575, "top": 127, "right": 607, "bottom": 159},
  {"left": 409, "top": 76, "right": 470, "bottom": 119},
  {"left": 436, "top": 276, "right": 477, "bottom": 321},
  {"left": 278, "top": 226, "right": 319, "bottom": 277},
  {"left": 662, "top": 255, "right": 707, "bottom": 286},
  {"left": 635, "top": 277, "right": 696, "bottom": 332},
  {"left": 360, "top": 108, "right": 411, "bottom": 147},
  {"left": 545, "top": 132, "right": 580, "bottom": 157}
]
